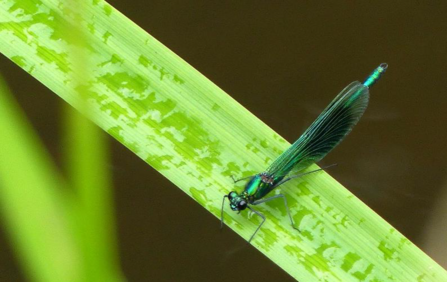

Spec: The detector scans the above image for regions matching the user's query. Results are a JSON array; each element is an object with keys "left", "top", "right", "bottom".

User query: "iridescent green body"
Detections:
[
  {"left": 241, "top": 63, "right": 388, "bottom": 203},
  {"left": 363, "top": 63, "right": 388, "bottom": 88},
  {"left": 222, "top": 63, "right": 388, "bottom": 242}
]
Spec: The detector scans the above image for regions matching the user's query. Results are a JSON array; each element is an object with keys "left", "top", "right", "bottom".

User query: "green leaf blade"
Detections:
[{"left": 1, "top": 0, "right": 446, "bottom": 281}]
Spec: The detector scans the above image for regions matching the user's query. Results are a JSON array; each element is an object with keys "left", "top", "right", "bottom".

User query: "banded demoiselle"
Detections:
[{"left": 221, "top": 63, "right": 388, "bottom": 243}]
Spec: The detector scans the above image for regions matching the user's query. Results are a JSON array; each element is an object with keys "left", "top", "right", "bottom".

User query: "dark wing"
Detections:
[{"left": 266, "top": 81, "right": 369, "bottom": 178}]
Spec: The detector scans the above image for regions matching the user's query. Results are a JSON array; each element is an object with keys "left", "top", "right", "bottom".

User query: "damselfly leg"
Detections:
[{"left": 252, "top": 194, "right": 299, "bottom": 232}]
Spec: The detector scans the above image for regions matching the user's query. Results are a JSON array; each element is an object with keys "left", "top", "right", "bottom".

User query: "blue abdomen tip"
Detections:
[{"left": 363, "top": 63, "right": 388, "bottom": 88}]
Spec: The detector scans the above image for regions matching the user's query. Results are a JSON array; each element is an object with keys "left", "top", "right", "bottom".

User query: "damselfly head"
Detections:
[{"left": 228, "top": 191, "right": 247, "bottom": 211}]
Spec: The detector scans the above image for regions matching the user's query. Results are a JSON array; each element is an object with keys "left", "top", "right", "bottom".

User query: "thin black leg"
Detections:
[
  {"left": 230, "top": 174, "right": 255, "bottom": 184},
  {"left": 253, "top": 194, "right": 299, "bottom": 231},
  {"left": 273, "top": 163, "right": 337, "bottom": 188},
  {"left": 247, "top": 206, "right": 266, "bottom": 243},
  {"left": 220, "top": 195, "right": 228, "bottom": 229}
]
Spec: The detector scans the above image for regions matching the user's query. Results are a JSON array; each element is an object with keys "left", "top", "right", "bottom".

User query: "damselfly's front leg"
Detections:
[
  {"left": 230, "top": 174, "right": 256, "bottom": 184},
  {"left": 220, "top": 195, "right": 228, "bottom": 229}
]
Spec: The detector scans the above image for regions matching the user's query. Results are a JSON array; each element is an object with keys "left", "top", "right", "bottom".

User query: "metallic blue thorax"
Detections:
[{"left": 244, "top": 173, "right": 284, "bottom": 202}]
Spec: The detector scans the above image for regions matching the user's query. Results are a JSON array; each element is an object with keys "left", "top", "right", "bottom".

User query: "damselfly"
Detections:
[{"left": 221, "top": 63, "right": 388, "bottom": 243}]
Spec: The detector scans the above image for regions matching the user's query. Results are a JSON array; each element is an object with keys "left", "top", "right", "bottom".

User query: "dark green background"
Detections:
[{"left": 1, "top": 1, "right": 447, "bottom": 281}]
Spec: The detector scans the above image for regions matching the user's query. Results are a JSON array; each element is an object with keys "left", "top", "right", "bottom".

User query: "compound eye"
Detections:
[
  {"left": 228, "top": 191, "right": 237, "bottom": 200},
  {"left": 238, "top": 200, "right": 247, "bottom": 210}
]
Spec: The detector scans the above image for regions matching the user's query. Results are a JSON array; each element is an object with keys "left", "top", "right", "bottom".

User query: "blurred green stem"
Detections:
[
  {"left": 0, "top": 76, "right": 82, "bottom": 282},
  {"left": 64, "top": 104, "right": 122, "bottom": 282}
]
